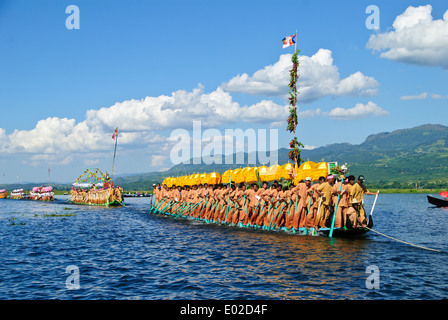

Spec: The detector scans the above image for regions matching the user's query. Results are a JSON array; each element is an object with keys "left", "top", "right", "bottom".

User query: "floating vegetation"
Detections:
[
  {"left": 41, "top": 213, "right": 76, "bottom": 217},
  {"left": 8, "top": 217, "right": 25, "bottom": 226}
]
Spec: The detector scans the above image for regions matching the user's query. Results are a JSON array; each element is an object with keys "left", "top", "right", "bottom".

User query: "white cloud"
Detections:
[
  {"left": 366, "top": 5, "right": 448, "bottom": 68},
  {"left": 327, "top": 102, "right": 389, "bottom": 120},
  {"left": 400, "top": 92, "right": 428, "bottom": 101},
  {"left": 431, "top": 93, "right": 448, "bottom": 99},
  {"left": 85, "top": 84, "right": 241, "bottom": 132},
  {"left": 222, "top": 49, "right": 379, "bottom": 102},
  {"left": 400, "top": 92, "right": 448, "bottom": 100},
  {"left": 150, "top": 155, "right": 168, "bottom": 167},
  {"left": 240, "top": 100, "right": 289, "bottom": 123}
]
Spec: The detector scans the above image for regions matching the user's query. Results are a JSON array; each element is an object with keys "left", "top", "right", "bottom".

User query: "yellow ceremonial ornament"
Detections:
[
  {"left": 232, "top": 168, "right": 244, "bottom": 183},
  {"left": 295, "top": 161, "right": 316, "bottom": 184},
  {"left": 244, "top": 167, "right": 258, "bottom": 183},
  {"left": 278, "top": 163, "right": 294, "bottom": 180},
  {"left": 313, "top": 162, "right": 329, "bottom": 181},
  {"left": 221, "top": 170, "right": 232, "bottom": 184},
  {"left": 206, "top": 172, "right": 221, "bottom": 185},
  {"left": 257, "top": 165, "right": 269, "bottom": 182},
  {"left": 199, "top": 173, "right": 207, "bottom": 184},
  {"left": 266, "top": 164, "right": 280, "bottom": 181}
]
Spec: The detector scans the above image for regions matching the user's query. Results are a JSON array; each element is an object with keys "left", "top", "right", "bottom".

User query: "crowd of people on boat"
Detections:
[
  {"left": 70, "top": 185, "right": 123, "bottom": 205},
  {"left": 152, "top": 174, "right": 378, "bottom": 231},
  {"left": 29, "top": 186, "right": 54, "bottom": 201}
]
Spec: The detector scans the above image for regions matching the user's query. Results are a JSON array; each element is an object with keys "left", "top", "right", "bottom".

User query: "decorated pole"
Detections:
[{"left": 111, "top": 127, "right": 118, "bottom": 179}]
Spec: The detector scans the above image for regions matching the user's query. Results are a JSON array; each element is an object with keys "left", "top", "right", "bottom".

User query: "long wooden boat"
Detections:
[
  {"left": 149, "top": 205, "right": 373, "bottom": 238},
  {"left": 68, "top": 168, "right": 124, "bottom": 206},
  {"left": 427, "top": 195, "right": 448, "bottom": 207},
  {"left": 9, "top": 189, "right": 28, "bottom": 200},
  {"left": 69, "top": 186, "right": 124, "bottom": 206},
  {"left": 29, "top": 186, "right": 54, "bottom": 201}
]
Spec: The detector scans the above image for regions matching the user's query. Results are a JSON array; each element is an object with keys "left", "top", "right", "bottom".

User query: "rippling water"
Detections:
[{"left": 0, "top": 194, "right": 447, "bottom": 300}]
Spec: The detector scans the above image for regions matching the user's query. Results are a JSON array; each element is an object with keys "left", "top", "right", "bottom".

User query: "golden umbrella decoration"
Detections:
[
  {"left": 313, "top": 162, "right": 329, "bottom": 181},
  {"left": 206, "top": 172, "right": 221, "bottom": 185},
  {"left": 244, "top": 166, "right": 258, "bottom": 183},
  {"left": 295, "top": 161, "right": 316, "bottom": 184},
  {"left": 257, "top": 165, "right": 269, "bottom": 182},
  {"left": 221, "top": 169, "right": 233, "bottom": 184},
  {"left": 199, "top": 172, "right": 207, "bottom": 184},
  {"left": 278, "top": 163, "right": 294, "bottom": 180},
  {"left": 266, "top": 164, "right": 280, "bottom": 181},
  {"left": 232, "top": 168, "right": 244, "bottom": 183}
]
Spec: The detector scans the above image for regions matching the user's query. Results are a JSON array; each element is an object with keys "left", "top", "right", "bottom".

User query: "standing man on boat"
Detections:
[
  {"left": 332, "top": 175, "right": 350, "bottom": 228},
  {"left": 350, "top": 175, "right": 378, "bottom": 226},
  {"left": 249, "top": 181, "right": 268, "bottom": 226},
  {"left": 243, "top": 183, "right": 258, "bottom": 226},
  {"left": 305, "top": 178, "right": 319, "bottom": 228},
  {"left": 314, "top": 175, "right": 334, "bottom": 228}
]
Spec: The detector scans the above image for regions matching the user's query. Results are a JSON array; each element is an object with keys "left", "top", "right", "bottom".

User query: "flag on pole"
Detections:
[
  {"left": 112, "top": 127, "right": 118, "bottom": 140},
  {"left": 282, "top": 34, "right": 296, "bottom": 48}
]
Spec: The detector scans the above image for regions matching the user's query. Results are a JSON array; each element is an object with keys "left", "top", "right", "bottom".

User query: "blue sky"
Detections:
[{"left": 0, "top": 0, "right": 447, "bottom": 184}]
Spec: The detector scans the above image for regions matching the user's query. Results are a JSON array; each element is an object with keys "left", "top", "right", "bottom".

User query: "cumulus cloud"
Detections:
[
  {"left": 366, "top": 5, "right": 448, "bottom": 68},
  {"left": 327, "top": 102, "right": 389, "bottom": 120},
  {"left": 222, "top": 49, "right": 379, "bottom": 102},
  {"left": 85, "top": 84, "right": 241, "bottom": 132},
  {"left": 240, "top": 100, "right": 289, "bottom": 123},
  {"left": 0, "top": 85, "right": 291, "bottom": 165}
]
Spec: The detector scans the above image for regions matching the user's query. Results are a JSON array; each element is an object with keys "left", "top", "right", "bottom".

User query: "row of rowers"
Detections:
[{"left": 152, "top": 174, "right": 378, "bottom": 231}]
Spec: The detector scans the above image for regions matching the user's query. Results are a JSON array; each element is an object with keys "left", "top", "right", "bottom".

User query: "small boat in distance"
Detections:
[
  {"left": 427, "top": 195, "right": 448, "bottom": 207},
  {"left": 30, "top": 186, "right": 54, "bottom": 201},
  {"left": 0, "top": 189, "right": 7, "bottom": 199},
  {"left": 10, "top": 189, "right": 28, "bottom": 200}
]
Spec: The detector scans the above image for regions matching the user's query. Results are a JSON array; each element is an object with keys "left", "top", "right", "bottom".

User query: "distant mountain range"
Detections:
[
  {"left": 3, "top": 124, "right": 448, "bottom": 191},
  {"left": 115, "top": 123, "right": 448, "bottom": 190}
]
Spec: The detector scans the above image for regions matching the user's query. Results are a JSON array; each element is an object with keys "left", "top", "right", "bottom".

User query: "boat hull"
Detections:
[
  {"left": 149, "top": 206, "right": 372, "bottom": 238},
  {"left": 67, "top": 199, "right": 123, "bottom": 207},
  {"left": 427, "top": 195, "right": 448, "bottom": 207}
]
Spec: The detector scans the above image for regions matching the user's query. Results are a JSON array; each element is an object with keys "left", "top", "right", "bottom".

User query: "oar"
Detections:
[
  {"left": 179, "top": 200, "right": 203, "bottom": 218},
  {"left": 267, "top": 201, "right": 280, "bottom": 230},
  {"left": 367, "top": 190, "right": 379, "bottom": 228},
  {"left": 158, "top": 200, "right": 173, "bottom": 214},
  {"left": 271, "top": 202, "right": 285, "bottom": 230},
  {"left": 329, "top": 181, "right": 344, "bottom": 238}
]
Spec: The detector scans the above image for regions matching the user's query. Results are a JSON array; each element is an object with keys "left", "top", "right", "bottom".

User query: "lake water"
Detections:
[{"left": 0, "top": 193, "right": 447, "bottom": 300}]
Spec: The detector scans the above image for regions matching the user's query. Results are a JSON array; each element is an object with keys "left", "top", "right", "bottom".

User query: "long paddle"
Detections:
[
  {"left": 367, "top": 191, "right": 379, "bottom": 228},
  {"left": 329, "top": 181, "right": 344, "bottom": 238}
]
